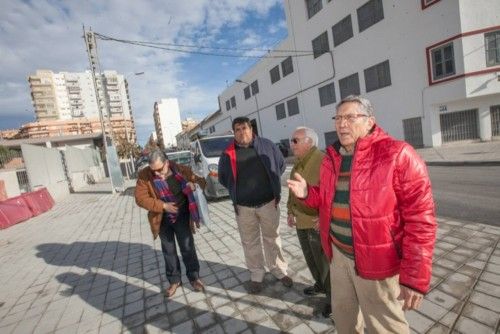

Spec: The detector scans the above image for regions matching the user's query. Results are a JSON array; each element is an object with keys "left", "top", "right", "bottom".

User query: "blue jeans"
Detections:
[{"left": 159, "top": 211, "right": 200, "bottom": 284}]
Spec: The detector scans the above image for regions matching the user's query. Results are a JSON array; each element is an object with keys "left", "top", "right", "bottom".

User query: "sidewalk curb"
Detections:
[{"left": 425, "top": 160, "right": 500, "bottom": 166}]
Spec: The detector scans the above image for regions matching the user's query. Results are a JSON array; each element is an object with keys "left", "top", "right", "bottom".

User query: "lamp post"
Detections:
[
  {"left": 235, "top": 79, "right": 263, "bottom": 136},
  {"left": 120, "top": 72, "right": 144, "bottom": 177}
]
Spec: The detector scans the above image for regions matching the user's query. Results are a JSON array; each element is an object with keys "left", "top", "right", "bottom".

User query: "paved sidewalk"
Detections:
[
  {"left": 0, "top": 180, "right": 499, "bottom": 333},
  {"left": 416, "top": 140, "right": 500, "bottom": 165}
]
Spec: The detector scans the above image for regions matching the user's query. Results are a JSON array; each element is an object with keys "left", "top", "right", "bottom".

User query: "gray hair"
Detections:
[
  {"left": 336, "top": 95, "right": 375, "bottom": 116},
  {"left": 148, "top": 149, "right": 167, "bottom": 164},
  {"left": 294, "top": 126, "right": 318, "bottom": 147}
]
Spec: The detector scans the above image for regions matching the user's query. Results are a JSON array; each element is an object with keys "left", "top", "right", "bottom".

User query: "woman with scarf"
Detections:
[{"left": 135, "top": 149, "right": 206, "bottom": 297}]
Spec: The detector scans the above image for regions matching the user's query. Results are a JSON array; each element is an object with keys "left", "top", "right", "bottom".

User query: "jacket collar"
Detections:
[
  {"left": 327, "top": 124, "right": 386, "bottom": 157},
  {"left": 295, "top": 146, "right": 318, "bottom": 168}
]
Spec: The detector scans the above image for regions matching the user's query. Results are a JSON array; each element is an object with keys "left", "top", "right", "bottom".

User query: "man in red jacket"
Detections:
[{"left": 288, "top": 95, "right": 436, "bottom": 333}]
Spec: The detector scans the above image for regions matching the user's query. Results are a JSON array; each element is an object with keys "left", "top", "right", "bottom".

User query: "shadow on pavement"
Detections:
[{"left": 36, "top": 241, "right": 328, "bottom": 333}]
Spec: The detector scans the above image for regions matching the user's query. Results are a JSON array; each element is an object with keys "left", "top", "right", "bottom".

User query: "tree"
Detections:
[
  {"left": 143, "top": 136, "right": 159, "bottom": 154},
  {"left": 115, "top": 136, "right": 141, "bottom": 159}
]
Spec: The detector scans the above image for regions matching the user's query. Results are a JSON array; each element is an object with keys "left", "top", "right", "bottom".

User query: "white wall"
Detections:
[
  {"left": 210, "top": 0, "right": 500, "bottom": 148},
  {"left": 0, "top": 170, "right": 21, "bottom": 198}
]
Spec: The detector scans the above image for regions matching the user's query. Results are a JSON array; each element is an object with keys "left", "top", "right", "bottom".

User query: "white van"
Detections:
[{"left": 190, "top": 134, "right": 233, "bottom": 199}]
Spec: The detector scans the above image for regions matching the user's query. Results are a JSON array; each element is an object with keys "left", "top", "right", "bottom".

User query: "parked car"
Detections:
[
  {"left": 166, "top": 150, "right": 193, "bottom": 166},
  {"left": 191, "top": 134, "right": 234, "bottom": 199},
  {"left": 275, "top": 142, "right": 289, "bottom": 158},
  {"left": 135, "top": 156, "right": 149, "bottom": 172}
]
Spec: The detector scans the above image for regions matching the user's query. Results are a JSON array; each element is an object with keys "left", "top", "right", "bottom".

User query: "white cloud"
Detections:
[{"left": 0, "top": 0, "right": 283, "bottom": 144}]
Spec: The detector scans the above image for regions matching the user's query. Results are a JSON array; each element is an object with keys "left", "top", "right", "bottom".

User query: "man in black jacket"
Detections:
[{"left": 219, "top": 117, "right": 292, "bottom": 293}]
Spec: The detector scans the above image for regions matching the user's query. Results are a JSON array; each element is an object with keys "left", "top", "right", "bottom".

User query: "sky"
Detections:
[{"left": 0, "top": 0, "right": 288, "bottom": 145}]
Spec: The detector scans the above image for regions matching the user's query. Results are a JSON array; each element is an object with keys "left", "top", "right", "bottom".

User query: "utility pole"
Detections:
[{"left": 83, "top": 26, "right": 123, "bottom": 193}]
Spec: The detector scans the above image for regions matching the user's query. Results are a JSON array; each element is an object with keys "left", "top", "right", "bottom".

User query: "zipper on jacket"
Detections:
[{"left": 349, "top": 142, "right": 359, "bottom": 276}]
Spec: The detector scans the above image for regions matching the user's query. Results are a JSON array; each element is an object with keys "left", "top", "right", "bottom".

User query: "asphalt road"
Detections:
[
  {"left": 428, "top": 166, "right": 500, "bottom": 227},
  {"left": 283, "top": 165, "right": 500, "bottom": 227}
]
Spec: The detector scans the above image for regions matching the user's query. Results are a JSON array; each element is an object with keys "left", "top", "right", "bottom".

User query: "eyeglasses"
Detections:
[
  {"left": 332, "top": 114, "right": 369, "bottom": 123},
  {"left": 150, "top": 162, "right": 166, "bottom": 173},
  {"left": 291, "top": 137, "right": 306, "bottom": 144}
]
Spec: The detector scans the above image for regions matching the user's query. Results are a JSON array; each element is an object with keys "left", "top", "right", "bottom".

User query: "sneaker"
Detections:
[
  {"left": 321, "top": 303, "right": 332, "bottom": 318},
  {"left": 190, "top": 279, "right": 205, "bottom": 292},
  {"left": 165, "top": 282, "right": 182, "bottom": 298},
  {"left": 303, "top": 285, "right": 322, "bottom": 296},
  {"left": 280, "top": 275, "right": 293, "bottom": 288},
  {"left": 247, "top": 281, "right": 263, "bottom": 294}
]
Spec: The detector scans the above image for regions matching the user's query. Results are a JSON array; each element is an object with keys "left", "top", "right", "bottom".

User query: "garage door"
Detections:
[
  {"left": 440, "top": 109, "right": 478, "bottom": 143},
  {"left": 403, "top": 117, "right": 424, "bottom": 148}
]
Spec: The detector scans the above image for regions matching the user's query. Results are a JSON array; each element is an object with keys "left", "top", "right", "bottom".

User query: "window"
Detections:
[
  {"left": 281, "top": 57, "right": 294, "bottom": 77},
  {"left": 276, "top": 103, "right": 286, "bottom": 120},
  {"left": 485, "top": 30, "right": 500, "bottom": 66},
  {"left": 209, "top": 126, "right": 215, "bottom": 133},
  {"left": 230, "top": 96, "right": 236, "bottom": 108},
  {"left": 312, "top": 31, "right": 330, "bottom": 58},
  {"left": 422, "top": 0, "right": 441, "bottom": 8},
  {"left": 332, "top": 15, "right": 353, "bottom": 47},
  {"left": 324, "top": 130, "right": 338, "bottom": 146},
  {"left": 244, "top": 86, "right": 251, "bottom": 100},
  {"left": 287, "top": 97, "right": 300, "bottom": 116},
  {"left": 357, "top": 0, "right": 384, "bottom": 32},
  {"left": 225, "top": 100, "right": 231, "bottom": 111},
  {"left": 306, "top": 0, "right": 322, "bottom": 19},
  {"left": 270, "top": 65, "right": 280, "bottom": 84},
  {"left": 319, "top": 82, "right": 336, "bottom": 106},
  {"left": 251, "top": 80, "right": 259, "bottom": 95},
  {"left": 364, "top": 60, "right": 391, "bottom": 92},
  {"left": 432, "top": 43, "right": 455, "bottom": 80},
  {"left": 339, "top": 73, "right": 360, "bottom": 99}
]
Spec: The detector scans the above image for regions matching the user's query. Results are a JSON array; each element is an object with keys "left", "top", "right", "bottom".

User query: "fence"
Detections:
[{"left": 0, "top": 149, "right": 24, "bottom": 170}]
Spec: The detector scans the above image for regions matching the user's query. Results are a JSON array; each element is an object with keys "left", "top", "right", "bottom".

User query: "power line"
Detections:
[
  {"left": 95, "top": 32, "right": 312, "bottom": 53},
  {"left": 94, "top": 32, "right": 316, "bottom": 59}
]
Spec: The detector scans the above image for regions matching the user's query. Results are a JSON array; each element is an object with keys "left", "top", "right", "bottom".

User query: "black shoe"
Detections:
[
  {"left": 303, "top": 285, "right": 322, "bottom": 296},
  {"left": 247, "top": 281, "right": 263, "bottom": 294},
  {"left": 280, "top": 275, "right": 293, "bottom": 288},
  {"left": 321, "top": 304, "right": 332, "bottom": 318}
]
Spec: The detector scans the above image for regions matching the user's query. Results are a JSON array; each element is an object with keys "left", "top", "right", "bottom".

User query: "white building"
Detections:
[
  {"left": 153, "top": 98, "right": 183, "bottom": 148},
  {"left": 28, "top": 70, "right": 132, "bottom": 122},
  {"left": 206, "top": 0, "right": 500, "bottom": 148}
]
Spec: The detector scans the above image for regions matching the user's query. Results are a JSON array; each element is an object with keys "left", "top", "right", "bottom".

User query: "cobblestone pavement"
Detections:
[{"left": 0, "top": 180, "right": 499, "bottom": 333}]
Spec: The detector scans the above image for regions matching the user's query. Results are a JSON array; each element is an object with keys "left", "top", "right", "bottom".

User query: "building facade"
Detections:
[
  {"left": 206, "top": 0, "right": 500, "bottom": 148},
  {"left": 153, "top": 98, "right": 182, "bottom": 148},
  {"left": 27, "top": 70, "right": 137, "bottom": 144},
  {"left": 10, "top": 117, "right": 136, "bottom": 143}
]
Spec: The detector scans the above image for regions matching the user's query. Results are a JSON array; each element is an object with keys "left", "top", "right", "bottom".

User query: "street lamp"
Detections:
[{"left": 235, "top": 79, "right": 263, "bottom": 136}]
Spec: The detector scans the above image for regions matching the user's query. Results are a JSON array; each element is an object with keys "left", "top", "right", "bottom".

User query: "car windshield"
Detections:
[
  {"left": 199, "top": 137, "right": 233, "bottom": 158},
  {"left": 166, "top": 151, "right": 192, "bottom": 165}
]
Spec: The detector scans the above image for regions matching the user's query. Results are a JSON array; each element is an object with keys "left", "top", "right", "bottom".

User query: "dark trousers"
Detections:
[
  {"left": 159, "top": 212, "right": 200, "bottom": 284},
  {"left": 297, "top": 228, "right": 331, "bottom": 300}
]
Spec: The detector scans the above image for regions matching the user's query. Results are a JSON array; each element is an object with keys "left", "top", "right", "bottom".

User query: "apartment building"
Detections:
[
  {"left": 207, "top": 0, "right": 500, "bottom": 148},
  {"left": 28, "top": 70, "right": 131, "bottom": 121},
  {"left": 153, "top": 98, "right": 182, "bottom": 148},
  {"left": 27, "top": 70, "right": 137, "bottom": 144}
]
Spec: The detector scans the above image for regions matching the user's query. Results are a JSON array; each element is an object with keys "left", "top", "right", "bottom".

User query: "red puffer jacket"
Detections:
[{"left": 304, "top": 125, "right": 436, "bottom": 294}]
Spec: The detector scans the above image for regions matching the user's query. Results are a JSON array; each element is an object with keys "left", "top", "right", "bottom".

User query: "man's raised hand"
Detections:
[{"left": 287, "top": 172, "right": 308, "bottom": 199}]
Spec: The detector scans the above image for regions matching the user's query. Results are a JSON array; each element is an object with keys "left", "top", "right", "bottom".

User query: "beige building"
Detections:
[
  {"left": 9, "top": 117, "right": 136, "bottom": 144},
  {"left": 26, "top": 70, "right": 137, "bottom": 145},
  {"left": 28, "top": 70, "right": 60, "bottom": 120}
]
